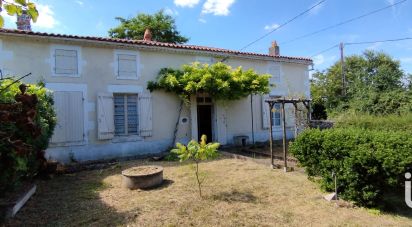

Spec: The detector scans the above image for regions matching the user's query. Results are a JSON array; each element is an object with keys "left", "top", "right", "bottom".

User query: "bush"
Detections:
[
  {"left": 0, "top": 79, "right": 56, "bottom": 195},
  {"left": 290, "top": 128, "right": 412, "bottom": 206}
]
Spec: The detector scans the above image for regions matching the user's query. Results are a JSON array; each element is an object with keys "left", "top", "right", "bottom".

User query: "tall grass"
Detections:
[{"left": 332, "top": 112, "right": 412, "bottom": 131}]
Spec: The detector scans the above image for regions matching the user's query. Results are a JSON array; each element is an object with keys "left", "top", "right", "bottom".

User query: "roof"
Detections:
[{"left": 0, "top": 28, "right": 312, "bottom": 63}]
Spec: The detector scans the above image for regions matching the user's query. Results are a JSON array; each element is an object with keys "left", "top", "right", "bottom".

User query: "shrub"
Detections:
[
  {"left": 0, "top": 79, "right": 56, "bottom": 195},
  {"left": 290, "top": 128, "right": 412, "bottom": 206},
  {"left": 333, "top": 112, "right": 412, "bottom": 131}
]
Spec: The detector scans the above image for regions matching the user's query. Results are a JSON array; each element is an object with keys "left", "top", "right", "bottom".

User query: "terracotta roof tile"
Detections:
[{"left": 0, "top": 28, "right": 312, "bottom": 62}]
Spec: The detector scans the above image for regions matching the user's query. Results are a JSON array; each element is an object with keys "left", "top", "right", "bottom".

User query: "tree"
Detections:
[
  {"left": 108, "top": 10, "right": 188, "bottom": 44},
  {"left": 171, "top": 135, "right": 220, "bottom": 197},
  {"left": 311, "top": 50, "right": 410, "bottom": 115},
  {"left": 0, "top": 0, "right": 38, "bottom": 28}
]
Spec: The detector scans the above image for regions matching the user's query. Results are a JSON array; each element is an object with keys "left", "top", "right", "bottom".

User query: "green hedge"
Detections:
[
  {"left": 0, "top": 79, "right": 56, "bottom": 195},
  {"left": 289, "top": 128, "right": 412, "bottom": 206}
]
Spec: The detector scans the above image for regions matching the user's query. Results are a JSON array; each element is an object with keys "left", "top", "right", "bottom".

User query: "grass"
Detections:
[
  {"left": 7, "top": 157, "right": 412, "bottom": 226},
  {"left": 333, "top": 112, "right": 412, "bottom": 131}
]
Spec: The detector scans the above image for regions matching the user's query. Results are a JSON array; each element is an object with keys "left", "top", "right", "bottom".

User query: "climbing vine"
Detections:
[{"left": 147, "top": 62, "right": 271, "bottom": 102}]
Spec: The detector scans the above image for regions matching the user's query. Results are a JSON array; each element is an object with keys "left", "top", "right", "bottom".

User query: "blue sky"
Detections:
[{"left": 2, "top": 0, "right": 412, "bottom": 73}]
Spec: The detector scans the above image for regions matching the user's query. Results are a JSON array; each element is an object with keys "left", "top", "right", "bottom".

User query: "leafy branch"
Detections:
[{"left": 0, "top": 0, "right": 38, "bottom": 28}]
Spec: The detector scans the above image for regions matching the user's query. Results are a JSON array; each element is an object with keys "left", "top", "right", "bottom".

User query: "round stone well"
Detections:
[{"left": 121, "top": 165, "right": 164, "bottom": 190}]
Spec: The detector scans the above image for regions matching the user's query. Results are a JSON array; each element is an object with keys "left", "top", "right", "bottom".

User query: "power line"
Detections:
[
  {"left": 310, "top": 44, "right": 339, "bottom": 57},
  {"left": 345, "top": 37, "right": 412, "bottom": 45},
  {"left": 238, "top": 0, "right": 326, "bottom": 52},
  {"left": 281, "top": 0, "right": 409, "bottom": 45},
  {"left": 220, "top": 0, "right": 327, "bottom": 62},
  {"left": 310, "top": 36, "right": 412, "bottom": 66}
]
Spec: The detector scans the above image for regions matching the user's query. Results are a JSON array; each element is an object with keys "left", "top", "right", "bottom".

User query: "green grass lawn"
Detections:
[{"left": 7, "top": 157, "right": 412, "bottom": 226}]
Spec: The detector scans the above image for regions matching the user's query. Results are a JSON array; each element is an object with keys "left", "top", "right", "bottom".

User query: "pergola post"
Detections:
[
  {"left": 281, "top": 101, "right": 287, "bottom": 172},
  {"left": 293, "top": 103, "right": 298, "bottom": 138},
  {"left": 268, "top": 102, "right": 274, "bottom": 168}
]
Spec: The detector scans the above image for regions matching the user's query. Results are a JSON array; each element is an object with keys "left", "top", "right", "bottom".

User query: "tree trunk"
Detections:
[{"left": 171, "top": 100, "right": 184, "bottom": 147}]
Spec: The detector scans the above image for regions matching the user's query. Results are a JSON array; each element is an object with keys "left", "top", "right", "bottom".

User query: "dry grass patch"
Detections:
[{"left": 7, "top": 157, "right": 412, "bottom": 226}]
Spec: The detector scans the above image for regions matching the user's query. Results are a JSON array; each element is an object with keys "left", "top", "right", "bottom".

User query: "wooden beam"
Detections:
[
  {"left": 281, "top": 102, "right": 287, "bottom": 172},
  {"left": 293, "top": 103, "right": 298, "bottom": 138},
  {"left": 269, "top": 102, "right": 274, "bottom": 168}
]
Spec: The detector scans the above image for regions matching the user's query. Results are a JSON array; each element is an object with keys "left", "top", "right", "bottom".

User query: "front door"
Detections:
[{"left": 197, "top": 105, "right": 212, "bottom": 142}]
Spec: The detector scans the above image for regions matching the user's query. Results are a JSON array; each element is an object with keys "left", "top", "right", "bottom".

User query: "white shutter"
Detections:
[
  {"left": 118, "top": 54, "right": 137, "bottom": 78},
  {"left": 138, "top": 92, "right": 153, "bottom": 137},
  {"left": 97, "top": 92, "right": 115, "bottom": 140},
  {"left": 268, "top": 64, "right": 281, "bottom": 85},
  {"left": 285, "top": 104, "right": 295, "bottom": 127},
  {"left": 51, "top": 91, "right": 84, "bottom": 143},
  {"left": 262, "top": 95, "right": 270, "bottom": 129},
  {"left": 55, "top": 49, "right": 78, "bottom": 74}
]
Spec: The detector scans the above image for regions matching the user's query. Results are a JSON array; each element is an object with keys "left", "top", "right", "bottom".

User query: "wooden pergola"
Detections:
[{"left": 265, "top": 97, "right": 311, "bottom": 172}]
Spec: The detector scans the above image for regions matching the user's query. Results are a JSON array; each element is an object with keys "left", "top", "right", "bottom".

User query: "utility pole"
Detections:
[{"left": 339, "top": 42, "right": 346, "bottom": 96}]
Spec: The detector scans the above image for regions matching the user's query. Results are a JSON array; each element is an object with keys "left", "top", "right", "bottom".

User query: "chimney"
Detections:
[
  {"left": 16, "top": 11, "right": 32, "bottom": 31},
  {"left": 269, "top": 41, "right": 280, "bottom": 56},
  {"left": 143, "top": 28, "right": 152, "bottom": 41}
]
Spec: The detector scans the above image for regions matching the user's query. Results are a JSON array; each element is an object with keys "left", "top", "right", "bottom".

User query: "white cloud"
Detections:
[
  {"left": 313, "top": 54, "right": 325, "bottom": 65},
  {"left": 313, "top": 54, "right": 337, "bottom": 66},
  {"left": 198, "top": 18, "right": 207, "bottom": 23},
  {"left": 75, "top": 0, "right": 84, "bottom": 6},
  {"left": 174, "top": 0, "right": 200, "bottom": 8},
  {"left": 32, "top": 4, "right": 60, "bottom": 29},
  {"left": 164, "top": 8, "right": 179, "bottom": 16},
  {"left": 202, "top": 0, "right": 236, "bottom": 16},
  {"left": 264, "top": 23, "right": 280, "bottom": 31}
]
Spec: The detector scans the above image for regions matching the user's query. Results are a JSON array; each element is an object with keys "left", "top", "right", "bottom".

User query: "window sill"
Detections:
[
  {"left": 112, "top": 135, "right": 143, "bottom": 143},
  {"left": 116, "top": 76, "right": 139, "bottom": 80},
  {"left": 52, "top": 74, "right": 81, "bottom": 78}
]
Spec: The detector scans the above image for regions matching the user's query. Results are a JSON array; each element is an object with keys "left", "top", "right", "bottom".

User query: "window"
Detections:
[
  {"left": 114, "top": 94, "right": 139, "bottom": 136},
  {"left": 54, "top": 49, "right": 79, "bottom": 75},
  {"left": 272, "top": 103, "right": 281, "bottom": 126},
  {"left": 116, "top": 53, "right": 138, "bottom": 79}
]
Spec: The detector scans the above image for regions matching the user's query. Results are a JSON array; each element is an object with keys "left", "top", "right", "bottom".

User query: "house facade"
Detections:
[{"left": 0, "top": 29, "right": 312, "bottom": 163}]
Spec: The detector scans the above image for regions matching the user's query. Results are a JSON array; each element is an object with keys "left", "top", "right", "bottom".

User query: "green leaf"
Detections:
[
  {"left": 0, "top": 16, "right": 4, "bottom": 28},
  {"left": 27, "top": 7, "right": 39, "bottom": 22},
  {"left": 14, "top": 0, "right": 27, "bottom": 6},
  {"left": 4, "top": 4, "right": 19, "bottom": 16}
]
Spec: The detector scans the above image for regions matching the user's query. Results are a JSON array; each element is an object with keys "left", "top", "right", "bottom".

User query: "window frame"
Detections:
[
  {"left": 50, "top": 45, "right": 82, "bottom": 78},
  {"left": 271, "top": 103, "right": 282, "bottom": 127},
  {"left": 113, "top": 93, "right": 139, "bottom": 137},
  {"left": 114, "top": 50, "right": 140, "bottom": 80}
]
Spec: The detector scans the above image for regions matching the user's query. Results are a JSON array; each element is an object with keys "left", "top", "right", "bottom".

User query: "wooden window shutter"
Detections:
[
  {"left": 97, "top": 92, "right": 115, "bottom": 140},
  {"left": 51, "top": 91, "right": 84, "bottom": 143},
  {"left": 268, "top": 64, "right": 281, "bottom": 84},
  {"left": 55, "top": 49, "right": 78, "bottom": 75},
  {"left": 138, "top": 92, "right": 153, "bottom": 137},
  {"left": 262, "top": 95, "right": 270, "bottom": 129},
  {"left": 118, "top": 54, "right": 137, "bottom": 78}
]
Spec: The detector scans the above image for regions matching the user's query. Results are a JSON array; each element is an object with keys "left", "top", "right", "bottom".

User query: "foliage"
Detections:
[
  {"left": 0, "top": 79, "right": 56, "bottom": 195},
  {"left": 108, "top": 10, "right": 188, "bottom": 44},
  {"left": 333, "top": 112, "right": 412, "bottom": 131},
  {"left": 147, "top": 62, "right": 271, "bottom": 102},
  {"left": 171, "top": 135, "right": 220, "bottom": 197},
  {"left": 290, "top": 127, "right": 412, "bottom": 207},
  {"left": 311, "top": 50, "right": 411, "bottom": 115},
  {"left": 0, "top": 0, "right": 38, "bottom": 27}
]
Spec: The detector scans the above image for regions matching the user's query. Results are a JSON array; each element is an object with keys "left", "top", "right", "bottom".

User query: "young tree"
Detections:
[
  {"left": 171, "top": 135, "right": 219, "bottom": 197},
  {"left": 0, "top": 0, "right": 38, "bottom": 27},
  {"left": 108, "top": 10, "right": 188, "bottom": 44}
]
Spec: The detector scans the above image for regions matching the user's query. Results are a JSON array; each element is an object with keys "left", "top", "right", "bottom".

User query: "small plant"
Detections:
[{"left": 172, "top": 135, "right": 220, "bottom": 197}]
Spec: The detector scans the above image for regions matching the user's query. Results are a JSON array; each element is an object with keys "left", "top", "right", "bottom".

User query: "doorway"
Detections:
[{"left": 197, "top": 105, "right": 213, "bottom": 142}]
